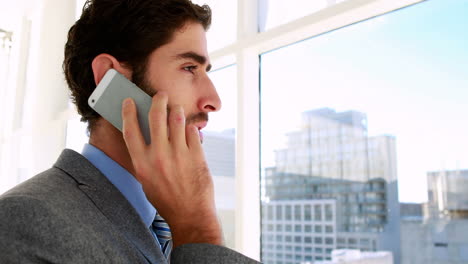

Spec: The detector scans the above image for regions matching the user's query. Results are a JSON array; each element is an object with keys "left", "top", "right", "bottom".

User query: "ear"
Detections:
[{"left": 91, "top": 54, "right": 133, "bottom": 85}]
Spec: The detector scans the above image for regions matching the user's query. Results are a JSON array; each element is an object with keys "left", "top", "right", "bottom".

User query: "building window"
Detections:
[
  {"left": 294, "top": 205, "right": 302, "bottom": 220},
  {"left": 314, "top": 205, "right": 322, "bottom": 221},
  {"left": 276, "top": 224, "right": 283, "bottom": 232},
  {"left": 267, "top": 205, "right": 273, "bottom": 220},
  {"left": 285, "top": 205, "right": 292, "bottom": 220},
  {"left": 325, "top": 204, "right": 333, "bottom": 221},
  {"left": 305, "top": 205, "right": 312, "bottom": 220},
  {"left": 314, "top": 237, "right": 323, "bottom": 244},
  {"left": 294, "top": 224, "right": 302, "bottom": 232},
  {"left": 314, "top": 225, "right": 322, "bottom": 233},
  {"left": 276, "top": 205, "right": 283, "bottom": 220}
]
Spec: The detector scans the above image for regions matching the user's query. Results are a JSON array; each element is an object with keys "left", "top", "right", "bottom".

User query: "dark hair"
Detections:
[{"left": 63, "top": 0, "right": 211, "bottom": 131}]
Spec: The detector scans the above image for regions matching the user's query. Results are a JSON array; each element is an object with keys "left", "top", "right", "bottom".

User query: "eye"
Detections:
[{"left": 183, "top": 65, "right": 197, "bottom": 74}]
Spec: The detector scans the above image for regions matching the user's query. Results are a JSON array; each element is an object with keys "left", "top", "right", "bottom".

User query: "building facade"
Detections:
[
  {"left": 202, "top": 130, "right": 236, "bottom": 249},
  {"left": 262, "top": 200, "right": 337, "bottom": 263},
  {"left": 262, "top": 108, "right": 401, "bottom": 263},
  {"left": 400, "top": 170, "right": 468, "bottom": 264}
]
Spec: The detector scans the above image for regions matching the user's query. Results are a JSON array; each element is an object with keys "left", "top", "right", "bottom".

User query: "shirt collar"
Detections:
[{"left": 81, "top": 143, "right": 156, "bottom": 228}]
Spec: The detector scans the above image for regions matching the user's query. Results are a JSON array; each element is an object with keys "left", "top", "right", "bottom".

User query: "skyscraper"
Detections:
[{"left": 262, "top": 108, "right": 401, "bottom": 264}]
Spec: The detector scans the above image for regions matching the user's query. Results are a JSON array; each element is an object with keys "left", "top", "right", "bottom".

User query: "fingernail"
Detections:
[{"left": 123, "top": 98, "right": 131, "bottom": 108}]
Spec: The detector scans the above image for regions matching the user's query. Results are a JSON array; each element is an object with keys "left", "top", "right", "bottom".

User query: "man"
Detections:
[{"left": 0, "top": 0, "right": 260, "bottom": 263}]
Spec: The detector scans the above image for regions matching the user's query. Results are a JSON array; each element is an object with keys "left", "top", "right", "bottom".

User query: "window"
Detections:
[
  {"left": 314, "top": 205, "right": 322, "bottom": 221},
  {"left": 260, "top": 1, "right": 468, "bottom": 263},
  {"left": 285, "top": 205, "right": 292, "bottom": 220},
  {"left": 267, "top": 206, "right": 273, "bottom": 220},
  {"left": 294, "top": 205, "right": 302, "bottom": 220},
  {"left": 304, "top": 205, "right": 312, "bottom": 220},
  {"left": 314, "top": 225, "right": 322, "bottom": 233},
  {"left": 325, "top": 204, "right": 333, "bottom": 221},
  {"left": 314, "top": 237, "right": 323, "bottom": 244},
  {"left": 294, "top": 224, "right": 302, "bottom": 232},
  {"left": 276, "top": 205, "right": 283, "bottom": 220}
]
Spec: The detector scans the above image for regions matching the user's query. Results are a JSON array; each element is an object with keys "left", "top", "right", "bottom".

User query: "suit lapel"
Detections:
[{"left": 54, "top": 149, "right": 166, "bottom": 264}]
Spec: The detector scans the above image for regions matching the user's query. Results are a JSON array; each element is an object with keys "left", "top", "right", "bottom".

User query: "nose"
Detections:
[{"left": 198, "top": 76, "right": 222, "bottom": 113}]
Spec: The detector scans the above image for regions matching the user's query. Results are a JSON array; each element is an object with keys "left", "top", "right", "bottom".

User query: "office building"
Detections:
[
  {"left": 400, "top": 170, "right": 468, "bottom": 264},
  {"left": 315, "top": 249, "right": 393, "bottom": 264},
  {"left": 262, "top": 108, "right": 401, "bottom": 263},
  {"left": 203, "top": 129, "right": 236, "bottom": 249}
]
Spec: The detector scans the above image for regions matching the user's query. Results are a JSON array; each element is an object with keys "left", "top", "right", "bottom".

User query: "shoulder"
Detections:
[
  {"left": 0, "top": 193, "right": 59, "bottom": 262},
  {"left": 0, "top": 168, "right": 84, "bottom": 262},
  {"left": 171, "top": 243, "right": 261, "bottom": 264}
]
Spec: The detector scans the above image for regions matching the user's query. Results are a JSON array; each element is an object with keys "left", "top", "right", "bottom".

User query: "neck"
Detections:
[{"left": 88, "top": 119, "right": 136, "bottom": 176}]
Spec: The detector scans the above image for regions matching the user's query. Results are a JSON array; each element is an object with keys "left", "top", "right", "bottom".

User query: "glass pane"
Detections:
[
  {"left": 202, "top": 65, "right": 237, "bottom": 249},
  {"left": 192, "top": 0, "right": 237, "bottom": 52},
  {"left": 260, "top": 1, "right": 468, "bottom": 264},
  {"left": 258, "top": 0, "right": 350, "bottom": 32}
]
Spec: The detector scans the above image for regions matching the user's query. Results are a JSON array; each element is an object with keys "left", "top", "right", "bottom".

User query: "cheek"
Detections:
[{"left": 163, "top": 78, "right": 196, "bottom": 107}]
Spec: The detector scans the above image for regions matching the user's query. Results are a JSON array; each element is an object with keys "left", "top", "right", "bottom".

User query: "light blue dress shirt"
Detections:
[{"left": 81, "top": 143, "right": 157, "bottom": 229}]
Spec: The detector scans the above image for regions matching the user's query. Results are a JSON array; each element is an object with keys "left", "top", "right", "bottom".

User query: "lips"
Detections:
[{"left": 194, "top": 121, "right": 207, "bottom": 143}]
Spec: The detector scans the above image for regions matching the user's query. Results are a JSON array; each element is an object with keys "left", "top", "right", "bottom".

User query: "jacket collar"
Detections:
[{"left": 53, "top": 149, "right": 166, "bottom": 264}]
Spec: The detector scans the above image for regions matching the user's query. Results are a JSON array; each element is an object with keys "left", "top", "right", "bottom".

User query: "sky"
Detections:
[{"left": 259, "top": 0, "right": 468, "bottom": 203}]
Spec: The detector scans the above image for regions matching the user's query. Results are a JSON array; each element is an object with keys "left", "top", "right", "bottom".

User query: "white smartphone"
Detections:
[{"left": 88, "top": 69, "right": 152, "bottom": 144}]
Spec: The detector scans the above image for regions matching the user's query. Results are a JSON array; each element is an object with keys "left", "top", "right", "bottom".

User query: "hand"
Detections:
[{"left": 121, "top": 91, "right": 223, "bottom": 248}]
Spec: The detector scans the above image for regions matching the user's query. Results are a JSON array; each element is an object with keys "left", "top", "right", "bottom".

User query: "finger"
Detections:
[
  {"left": 122, "top": 98, "right": 146, "bottom": 162},
  {"left": 186, "top": 125, "right": 203, "bottom": 152},
  {"left": 149, "top": 91, "right": 169, "bottom": 143},
  {"left": 168, "top": 105, "right": 187, "bottom": 149}
]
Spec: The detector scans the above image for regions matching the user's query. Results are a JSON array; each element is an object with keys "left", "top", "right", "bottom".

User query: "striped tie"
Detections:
[{"left": 152, "top": 213, "right": 173, "bottom": 259}]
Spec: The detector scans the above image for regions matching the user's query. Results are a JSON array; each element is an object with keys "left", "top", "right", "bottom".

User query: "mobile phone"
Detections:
[{"left": 88, "top": 69, "right": 152, "bottom": 144}]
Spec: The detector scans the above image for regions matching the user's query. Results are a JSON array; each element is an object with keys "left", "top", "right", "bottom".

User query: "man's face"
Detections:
[{"left": 137, "top": 21, "right": 221, "bottom": 137}]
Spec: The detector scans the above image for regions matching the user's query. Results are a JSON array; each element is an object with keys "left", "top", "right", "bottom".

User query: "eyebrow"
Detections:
[{"left": 174, "top": 51, "right": 212, "bottom": 72}]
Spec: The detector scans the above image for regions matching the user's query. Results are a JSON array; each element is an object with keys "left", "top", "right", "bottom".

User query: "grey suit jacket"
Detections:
[{"left": 0, "top": 149, "right": 260, "bottom": 264}]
